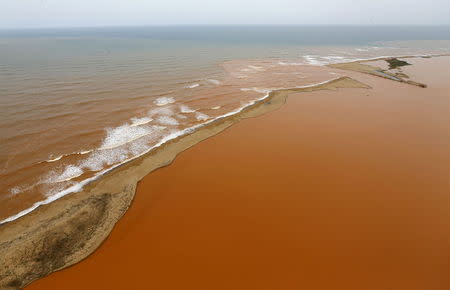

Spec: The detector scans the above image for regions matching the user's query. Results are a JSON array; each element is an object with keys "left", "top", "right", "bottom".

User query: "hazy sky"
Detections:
[{"left": 2, "top": 0, "right": 450, "bottom": 28}]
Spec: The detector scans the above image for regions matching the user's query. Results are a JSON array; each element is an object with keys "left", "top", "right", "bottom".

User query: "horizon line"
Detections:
[{"left": 2, "top": 23, "right": 450, "bottom": 31}]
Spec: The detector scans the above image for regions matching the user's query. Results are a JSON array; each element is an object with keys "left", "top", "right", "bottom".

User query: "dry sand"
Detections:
[{"left": 23, "top": 56, "right": 450, "bottom": 289}]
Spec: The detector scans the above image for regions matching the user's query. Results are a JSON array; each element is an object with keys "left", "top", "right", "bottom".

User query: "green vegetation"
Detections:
[{"left": 385, "top": 58, "right": 411, "bottom": 70}]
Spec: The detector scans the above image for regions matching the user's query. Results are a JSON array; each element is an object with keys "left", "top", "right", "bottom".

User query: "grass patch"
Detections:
[{"left": 386, "top": 58, "right": 411, "bottom": 70}]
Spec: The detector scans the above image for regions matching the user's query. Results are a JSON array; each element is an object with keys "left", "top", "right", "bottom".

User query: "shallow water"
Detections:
[
  {"left": 1, "top": 25, "right": 450, "bottom": 223},
  {"left": 28, "top": 56, "right": 450, "bottom": 290}
]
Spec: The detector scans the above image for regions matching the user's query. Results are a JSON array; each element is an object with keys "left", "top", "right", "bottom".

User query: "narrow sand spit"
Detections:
[
  {"left": 329, "top": 58, "right": 427, "bottom": 87},
  {"left": 0, "top": 76, "right": 368, "bottom": 289},
  {"left": 2, "top": 56, "right": 449, "bottom": 289}
]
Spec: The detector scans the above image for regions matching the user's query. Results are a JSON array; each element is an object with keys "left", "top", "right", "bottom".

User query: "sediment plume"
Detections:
[
  {"left": 26, "top": 55, "right": 450, "bottom": 290},
  {"left": 0, "top": 76, "right": 370, "bottom": 289}
]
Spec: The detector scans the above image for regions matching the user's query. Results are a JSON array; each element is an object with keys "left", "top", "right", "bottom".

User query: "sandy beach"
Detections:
[{"left": 8, "top": 56, "right": 447, "bottom": 289}]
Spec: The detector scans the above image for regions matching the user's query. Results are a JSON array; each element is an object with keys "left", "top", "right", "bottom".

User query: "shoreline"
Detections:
[
  {"left": 0, "top": 76, "right": 357, "bottom": 225},
  {"left": 1, "top": 52, "right": 444, "bottom": 226},
  {"left": 0, "top": 73, "right": 369, "bottom": 288},
  {"left": 27, "top": 54, "right": 450, "bottom": 289}
]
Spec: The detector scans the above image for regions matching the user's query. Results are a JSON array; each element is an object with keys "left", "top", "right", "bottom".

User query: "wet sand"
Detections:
[{"left": 27, "top": 57, "right": 450, "bottom": 289}]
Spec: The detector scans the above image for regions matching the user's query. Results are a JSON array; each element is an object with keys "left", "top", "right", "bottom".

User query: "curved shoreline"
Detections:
[
  {"left": 2, "top": 53, "right": 446, "bottom": 226},
  {"left": 6, "top": 51, "right": 445, "bottom": 288},
  {"left": 0, "top": 76, "right": 360, "bottom": 226},
  {"left": 0, "top": 75, "right": 370, "bottom": 289}
]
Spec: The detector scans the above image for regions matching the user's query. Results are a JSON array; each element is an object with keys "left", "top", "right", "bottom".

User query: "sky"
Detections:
[{"left": 1, "top": 0, "right": 450, "bottom": 29}]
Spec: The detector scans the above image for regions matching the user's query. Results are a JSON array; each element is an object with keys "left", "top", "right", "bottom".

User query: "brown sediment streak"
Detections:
[
  {"left": 24, "top": 55, "right": 450, "bottom": 289},
  {"left": 2, "top": 52, "right": 440, "bottom": 220},
  {"left": 0, "top": 75, "right": 370, "bottom": 289}
]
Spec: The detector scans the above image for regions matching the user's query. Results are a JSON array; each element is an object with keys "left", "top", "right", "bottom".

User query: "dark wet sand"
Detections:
[{"left": 29, "top": 58, "right": 450, "bottom": 290}]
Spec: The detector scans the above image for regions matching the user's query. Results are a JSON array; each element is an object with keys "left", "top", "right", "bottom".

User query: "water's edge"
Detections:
[
  {"left": 2, "top": 52, "right": 446, "bottom": 226},
  {"left": 0, "top": 75, "right": 370, "bottom": 289}
]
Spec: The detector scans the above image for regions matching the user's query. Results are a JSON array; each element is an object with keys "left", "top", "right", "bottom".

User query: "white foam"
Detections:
[
  {"left": 148, "top": 107, "right": 174, "bottom": 117},
  {"left": 51, "top": 165, "right": 84, "bottom": 183},
  {"left": 206, "top": 79, "right": 221, "bottom": 85},
  {"left": 303, "top": 55, "right": 354, "bottom": 66},
  {"left": 323, "top": 56, "right": 347, "bottom": 61},
  {"left": 100, "top": 124, "right": 153, "bottom": 150},
  {"left": 6, "top": 183, "right": 37, "bottom": 198},
  {"left": 211, "top": 106, "right": 221, "bottom": 110},
  {"left": 185, "top": 83, "right": 200, "bottom": 89},
  {"left": 179, "top": 105, "right": 196, "bottom": 113},
  {"left": 81, "top": 146, "right": 129, "bottom": 171},
  {"left": 154, "top": 97, "right": 175, "bottom": 106},
  {"left": 278, "top": 61, "right": 303, "bottom": 66},
  {"left": 130, "top": 116, "right": 153, "bottom": 127},
  {"left": 303, "top": 54, "right": 394, "bottom": 66},
  {"left": 42, "top": 149, "right": 93, "bottom": 163},
  {"left": 195, "top": 112, "right": 210, "bottom": 121},
  {"left": 82, "top": 125, "right": 167, "bottom": 172},
  {"left": 156, "top": 116, "right": 179, "bottom": 126},
  {"left": 303, "top": 55, "right": 326, "bottom": 66},
  {"left": 240, "top": 87, "right": 270, "bottom": 94},
  {"left": 9, "top": 186, "right": 22, "bottom": 196},
  {"left": 46, "top": 155, "right": 63, "bottom": 163},
  {"left": 248, "top": 65, "right": 265, "bottom": 71}
]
